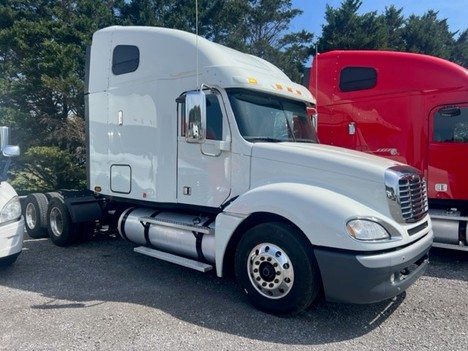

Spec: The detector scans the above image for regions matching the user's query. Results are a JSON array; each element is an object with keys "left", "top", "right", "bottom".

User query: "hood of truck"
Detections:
[
  {"left": 0, "top": 181, "right": 17, "bottom": 207},
  {"left": 249, "top": 142, "right": 403, "bottom": 216}
]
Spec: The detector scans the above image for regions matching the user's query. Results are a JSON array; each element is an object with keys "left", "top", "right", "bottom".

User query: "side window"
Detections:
[
  {"left": 206, "top": 94, "right": 223, "bottom": 140},
  {"left": 339, "top": 67, "right": 377, "bottom": 92},
  {"left": 433, "top": 106, "right": 468, "bottom": 143},
  {"left": 177, "top": 98, "right": 186, "bottom": 137},
  {"left": 112, "top": 45, "right": 139, "bottom": 75},
  {"left": 177, "top": 92, "right": 224, "bottom": 140}
]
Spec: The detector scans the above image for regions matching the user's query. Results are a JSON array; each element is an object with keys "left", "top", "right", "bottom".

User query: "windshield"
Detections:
[{"left": 227, "top": 88, "right": 318, "bottom": 143}]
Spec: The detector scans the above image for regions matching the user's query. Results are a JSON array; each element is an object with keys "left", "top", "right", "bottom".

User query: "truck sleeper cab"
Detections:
[
  {"left": 24, "top": 27, "right": 432, "bottom": 315},
  {"left": 0, "top": 127, "right": 23, "bottom": 267},
  {"left": 309, "top": 50, "right": 468, "bottom": 251}
]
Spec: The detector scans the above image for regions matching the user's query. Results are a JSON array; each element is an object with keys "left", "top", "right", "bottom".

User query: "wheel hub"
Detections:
[
  {"left": 247, "top": 243, "right": 294, "bottom": 299},
  {"left": 49, "top": 207, "right": 64, "bottom": 237},
  {"left": 25, "top": 203, "right": 37, "bottom": 229},
  {"left": 259, "top": 262, "right": 276, "bottom": 282}
]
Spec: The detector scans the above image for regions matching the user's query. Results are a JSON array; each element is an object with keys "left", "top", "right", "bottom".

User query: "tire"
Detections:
[
  {"left": 23, "top": 193, "right": 49, "bottom": 238},
  {"left": 235, "top": 222, "right": 321, "bottom": 316},
  {"left": 46, "top": 197, "right": 78, "bottom": 247},
  {"left": 46, "top": 192, "right": 63, "bottom": 201}
]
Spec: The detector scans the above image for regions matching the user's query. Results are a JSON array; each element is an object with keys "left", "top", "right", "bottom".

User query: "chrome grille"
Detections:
[
  {"left": 399, "top": 175, "right": 428, "bottom": 222},
  {"left": 385, "top": 166, "right": 429, "bottom": 223}
]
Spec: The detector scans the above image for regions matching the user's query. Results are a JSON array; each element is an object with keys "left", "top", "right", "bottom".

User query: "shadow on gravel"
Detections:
[
  {"left": 0, "top": 233, "right": 408, "bottom": 346},
  {"left": 425, "top": 247, "right": 468, "bottom": 282}
]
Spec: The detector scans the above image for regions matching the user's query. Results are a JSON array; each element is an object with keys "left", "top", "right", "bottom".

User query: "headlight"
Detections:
[
  {"left": 346, "top": 219, "right": 390, "bottom": 241},
  {"left": 0, "top": 196, "right": 22, "bottom": 224}
]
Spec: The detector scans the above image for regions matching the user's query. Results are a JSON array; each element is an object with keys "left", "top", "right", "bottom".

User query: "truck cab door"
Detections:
[
  {"left": 428, "top": 104, "right": 468, "bottom": 200},
  {"left": 177, "top": 90, "right": 232, "bottom": 207}
]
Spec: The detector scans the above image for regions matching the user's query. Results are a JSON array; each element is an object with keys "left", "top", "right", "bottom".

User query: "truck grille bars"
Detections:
[
  {"left": 385, "top": 166, "right": 429, "bottom": 224},
  {"left": 399, "top": 175, "right": 429, "bottom": 223}
]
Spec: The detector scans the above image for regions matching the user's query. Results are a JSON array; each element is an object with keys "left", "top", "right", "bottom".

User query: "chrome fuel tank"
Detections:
[{"left": 118, "top": 207, "right": 215, "bottom": 263}]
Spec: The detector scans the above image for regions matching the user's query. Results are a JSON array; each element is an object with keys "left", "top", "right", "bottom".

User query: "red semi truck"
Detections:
[{"left": 309, "top": 50, "right": 468, "bottom": 251}]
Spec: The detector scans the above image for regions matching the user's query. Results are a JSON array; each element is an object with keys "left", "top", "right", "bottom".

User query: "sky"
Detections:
[{"left": 291, "top": 0, "right": 468, "bottom": 38}]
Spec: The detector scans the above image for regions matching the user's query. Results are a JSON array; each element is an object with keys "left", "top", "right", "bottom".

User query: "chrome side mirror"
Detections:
[
  {"left": 0, "top": 127, "right": 20, "bottom": 157},
  {"left": 185, "top": 91, "right": 206, "bottom": 143}
]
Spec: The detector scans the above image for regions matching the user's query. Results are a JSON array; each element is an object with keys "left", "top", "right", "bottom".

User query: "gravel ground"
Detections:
[{"left": 0, "top": 233, "right": 467, "bottom": 351}]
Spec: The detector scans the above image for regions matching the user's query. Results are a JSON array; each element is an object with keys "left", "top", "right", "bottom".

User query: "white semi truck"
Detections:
[
  {"left": 0, "top": 127, "right": 23, "bottom": 267},
  {"left": 23, "top": 26, "right": 433, "bottom": 315}
]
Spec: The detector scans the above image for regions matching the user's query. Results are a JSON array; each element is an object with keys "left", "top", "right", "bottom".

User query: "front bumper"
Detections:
[
  {"left": 314, "top": 231, "right": 433, "bottom": 304},
  {"left": 0, "top": 216, "right": 25, "bottom": 259}
]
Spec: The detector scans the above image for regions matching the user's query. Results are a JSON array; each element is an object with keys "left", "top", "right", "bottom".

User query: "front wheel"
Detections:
[{"left": 235, "top": 222, "right": 321, "bottom": 316}]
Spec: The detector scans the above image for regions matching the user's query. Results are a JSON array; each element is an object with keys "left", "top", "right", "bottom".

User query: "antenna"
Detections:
[
  {"left": 315, "top": 45, "right": 319, "bottom": 108},
  {"left": 195, "top": 0, "right": 199, "bottom": 89}
]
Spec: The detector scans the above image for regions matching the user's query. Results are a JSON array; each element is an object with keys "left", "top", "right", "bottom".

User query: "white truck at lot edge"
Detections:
[
  {"left": 23, "top": 26, "right": 433, "bottom": 315},
  {"left": 0, "top": 127, "right": 23, "bottom": 267}
]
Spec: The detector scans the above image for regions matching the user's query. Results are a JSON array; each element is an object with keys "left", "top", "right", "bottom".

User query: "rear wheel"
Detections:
[
  {"left": 47, "top": 197, "right": 78, "bottom": 246},
  {"left": 24, "top": 193, "right": 49, "bottom": 238},
  {"left": 235, "top": 222, "right": 321, "bottom": 316}
]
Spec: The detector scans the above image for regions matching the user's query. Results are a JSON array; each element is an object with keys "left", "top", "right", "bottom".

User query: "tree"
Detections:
[
  {"left": 452, "top": 29, "right": 468, "bottom": 67},
  {"left": 118, "top": 0, "right": 313, "bottom": 82},
  {"left": 401, "top": 11, "right": 456, "bottom": 61},
  {"left": 381, "top": 5, "right": 405, "bottom": 51},
  {"left": 316, "top": 0, "right": 387, "bottom": 52},
  {"left": 11, "top": 145, "right": 86, "bottom": 193},
  {"left": 316, "top": 0, "right": 467, "bottom": 67},
  {"left": 0, "top": 0, "right": 120, "bottom": 191},
  {"left": 241, "top": 0, "right": 313, "bottom": 82}
]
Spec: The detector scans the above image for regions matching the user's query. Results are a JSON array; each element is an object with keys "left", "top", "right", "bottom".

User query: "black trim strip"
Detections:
[
  {"left": 193, "top": 231, "right": 207, "bottom": 263},
  {"left": 144, "top": 211, "right": 160, "bottom": 246},
  {"left": 193, "top": 217, "right": 214, "bottom": 263},
  {"left": 408, "top": 221, "right": 428, "bottom": 236},
  {"left": 459, "top": 219, "right": 467, "bottom": 246},
  {"left": 119, "top": 207, "right": 135, "bottom": 241}
]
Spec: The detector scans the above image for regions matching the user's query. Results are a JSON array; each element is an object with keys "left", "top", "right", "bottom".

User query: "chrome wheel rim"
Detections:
[
  {"left": 25, "top": 203, "right": 37, "bottom": 229},
  {"left": 49, "top": 207, "right": 63, "bottom": 237},
  {"left": 247, "top": 243, "right": 294, "bottom": 299}
]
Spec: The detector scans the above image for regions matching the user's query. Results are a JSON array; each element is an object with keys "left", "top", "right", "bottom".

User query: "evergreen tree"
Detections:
[
  {"left": 0, "top": 0, "right": 120, "bottom": 191},
  {"left": 401, "top": 10, "right": 456, "bottom": 61},
  {"left": 381, "top": 5, "right": 405, "bottom": 51},
  {"left": 241, "top": 0, "right": 313, "bottom": 83},
  {"left": 317, "top": 0, "right": 387, "bottom": 51},
  {"left": 315, "top": 0, "right": 467, "bottom": 67},
  {"left": 452, "top": 29, "right": 468, "bottom": 67}
]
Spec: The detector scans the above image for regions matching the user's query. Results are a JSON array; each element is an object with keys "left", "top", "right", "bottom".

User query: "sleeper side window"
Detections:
[
  {"left": 112, "top": 45, "right": 140, "bottom": 75},
  {"left": 339, "top": 67, "right": 377, "bottom": 92}
]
